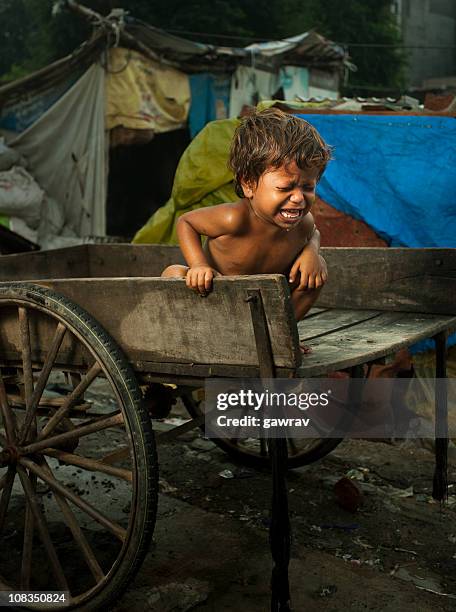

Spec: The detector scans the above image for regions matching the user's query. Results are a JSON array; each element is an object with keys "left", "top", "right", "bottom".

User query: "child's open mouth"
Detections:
[{"left": 279, "top": 208, "right": 303, "bottom": 222}]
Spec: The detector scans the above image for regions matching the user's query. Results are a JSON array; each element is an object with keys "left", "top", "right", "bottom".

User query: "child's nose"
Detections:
[{"left": 290, "top": 189, "right": 305, "bottom": 204}]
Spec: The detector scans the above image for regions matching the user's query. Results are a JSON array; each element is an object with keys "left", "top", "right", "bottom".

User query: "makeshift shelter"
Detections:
[{"left": 0, "top": 5, "right": 349, "bottom": 246}]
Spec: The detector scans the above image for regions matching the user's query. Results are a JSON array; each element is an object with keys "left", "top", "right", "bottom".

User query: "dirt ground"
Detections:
[
  {"left": 113, "top": 408, "right": 456, "bottom": 612},
  {"left": 2, "top": 383, "right": 456, "bottom": 612}
]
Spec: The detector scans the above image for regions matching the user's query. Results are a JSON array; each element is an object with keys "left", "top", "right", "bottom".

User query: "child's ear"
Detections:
[{"left": 240, "top": 179, "right": 254, "bottom": 198}]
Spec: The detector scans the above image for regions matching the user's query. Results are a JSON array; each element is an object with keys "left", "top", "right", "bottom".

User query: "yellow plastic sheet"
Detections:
[
  {"left": 133, "top": 117, "right": 239, "bottom": 244},
  {"left": 106, "top": 48, "right": 190, "bottom": 133}
]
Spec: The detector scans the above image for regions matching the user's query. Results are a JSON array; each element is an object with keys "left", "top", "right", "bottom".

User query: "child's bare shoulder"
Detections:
[{"left": 202, "top": 199, "right": 248, "bottom": 233}]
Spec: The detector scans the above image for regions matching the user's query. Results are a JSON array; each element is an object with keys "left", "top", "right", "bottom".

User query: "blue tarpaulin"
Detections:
[
  {"left": 298, "top": 114, "right": 456, "bottom": 247},
  {"left": 188, "top": 73, "right": 231, "bottom": 138},
  {"left": 297, "top": 113, "right": 456, "bottom": 350}
]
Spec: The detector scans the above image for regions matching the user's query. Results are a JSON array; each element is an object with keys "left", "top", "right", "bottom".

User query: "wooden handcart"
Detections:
[{"left": 0, "top": 244, "right": 454, "bottom": 610}]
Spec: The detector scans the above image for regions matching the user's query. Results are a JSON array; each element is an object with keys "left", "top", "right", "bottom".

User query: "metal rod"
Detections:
[
  {"left": 20, "top": 323, "right": 67, "bottom": 443},
  {"left": 22, "top": 412, "right": 124, "bottom": 455},
  {"left": 17, "top": 465, "right": 69, "bottom": 591},
  {"left": 38, "top": 362, "right": 102, "bottom": 440},
  {"left": 19, "top": 457, "right": 127, "bottom": 542}
]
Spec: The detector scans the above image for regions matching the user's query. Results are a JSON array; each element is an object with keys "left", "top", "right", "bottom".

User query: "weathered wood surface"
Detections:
[
  {"left": 88, "top": 244, "right": 183, "bottom": 277},
  {"left": 319, "top": 248, "right": 456, "bottom": 314},
  {"left": 298, "top": 309, "right": 383, "bottom": 341},
  {"left": 297, "top": 310, "right": 456, "bottom": 377},
  {"left": 1, "top": 244, "right": 455, "bottom": 315},
  {"left": 0, "top": 245, "right": 90, "bottom": 280},
  {"left": 0, "top": 244, "right": 183, "bottom": 281},
  {"left": 36, "top": 276, "right": 301, "bottom": 369}
]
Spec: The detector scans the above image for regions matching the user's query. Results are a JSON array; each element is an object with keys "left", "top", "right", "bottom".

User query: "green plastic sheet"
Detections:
[{"left": 133, "top": 118, "right": 239, "bottom": 245}]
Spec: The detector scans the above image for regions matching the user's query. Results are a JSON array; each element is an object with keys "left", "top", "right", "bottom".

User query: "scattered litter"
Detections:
[
  {"left": 449, "top": 534, "right": 456, "bottom": 544},
  {"left": 394, "top": 547, "right": 418, "bottom": 556},
  {"left": 394, "top": 567, "right": 443, "bottom": 593},
  {"left": 346, "top": 467, "right": 369, "bottom": 481},
  {"left": 385, "top": 485, "right": 414, "bottom": 498},
  {"left": 353, "top": 536, "right": 373, "bottom": 549},
  {"left": 415, "top": 586, "right": 456, "bottom": 599},
  {"left": 317, "top": 584, "right": 337, "bottom": 598},
  {"left": 159, "top": 478, "right": 178, "bottom": 494},
  {"left": 163, "top": 417, "right": 191, "bottom": 427},
  {"left": 219, "top": 469, "right": 235, "bottom": 479}
]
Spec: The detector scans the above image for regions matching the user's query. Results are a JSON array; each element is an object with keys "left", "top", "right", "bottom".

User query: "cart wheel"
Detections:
[
  {"left": 0, "top": 283, "right": 158, "bottom": 610},
  {"left": 182, "top": 392, "right": 342, "bottom": 469}
]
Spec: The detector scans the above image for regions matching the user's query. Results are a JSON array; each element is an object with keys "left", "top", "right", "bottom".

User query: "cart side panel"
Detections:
[
  {"left": 37, "top": 276, "right": 301, "bottom": 369},
  {"left": 319, "top": 247, "right": 456, "bottom": 314},
  {"left": 87, "top": 244, "right": 184, "bottom": 277},
  {"left": 0, "top": 245, "right": 90, "bottom": 281}
]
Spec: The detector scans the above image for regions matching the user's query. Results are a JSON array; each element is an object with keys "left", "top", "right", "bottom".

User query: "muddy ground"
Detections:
[{"left": 113, "top": 405, "right": 456, "bottom": 612}]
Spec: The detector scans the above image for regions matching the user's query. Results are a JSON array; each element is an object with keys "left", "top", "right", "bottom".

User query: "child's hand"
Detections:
[
  {"left": 289, "top": 250, "right": 328, "bottom": 290},
  {"left": 186, "top": 264, "right": 219, "bottom": 295}
]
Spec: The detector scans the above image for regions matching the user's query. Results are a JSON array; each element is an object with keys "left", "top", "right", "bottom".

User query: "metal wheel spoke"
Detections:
[
  {"left": 16, "top": 465, "right": 69, "bottom": 591},
  {"left": 0, "top": 467, "right": 15, "bottom": 534},
  {"left": 42, "top": 449, "right": 132, "bottom": 482},
  {"left": 20, "top": 472, "right": 36, "bottom": 589},
  {"left": 0, "top": 373, "right": 17, "bottom": 444},
  {"left": 19, "top": 457, "right": 127, "bottom": 542},
  {"left": 22, "top": 412, "right": 124, "bottom": 455},
  {"left": 20, "top": 322, "right": 67, "bottom": 443},
  {"left": 38, "top": 362, "right": 102, "bottom": 441},
  {"left": 40, "top": 459, "right": 105, "bottom": 583}
]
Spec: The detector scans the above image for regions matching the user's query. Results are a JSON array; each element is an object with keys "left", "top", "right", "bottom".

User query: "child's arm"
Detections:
[
  {"left": 176, "top": 203, "right": 243, "bottom": 294},
  {"left": 289, "top": 214, "right": 328, "bottom": 290}
]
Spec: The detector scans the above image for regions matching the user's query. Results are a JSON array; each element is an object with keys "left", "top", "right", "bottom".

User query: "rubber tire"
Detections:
[
  {"left": 181, "top": 392, "right": 343, "bottom": 469},
  {"left": 0, "top": 283, "right": 158, "bottom": 611}
]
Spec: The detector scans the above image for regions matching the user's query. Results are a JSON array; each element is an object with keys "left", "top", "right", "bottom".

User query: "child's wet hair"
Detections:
[{"left": 229, "top": 107, "right": 333, "bottom": 197}]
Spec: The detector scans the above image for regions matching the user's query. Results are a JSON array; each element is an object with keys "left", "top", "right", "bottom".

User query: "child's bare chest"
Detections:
[{"left": 206, "top": 232, "right": 306, "bottom": 275}]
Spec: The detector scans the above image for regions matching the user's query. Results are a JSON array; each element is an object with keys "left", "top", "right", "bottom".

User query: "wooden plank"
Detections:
[
  {"left": 0, "top": 245, "right": 89, "bottom": 281},
  {"left": 297, "top": 311, "right": 456, "bottom": 377},
  {"left": 26, "top": 276, "right": 301, "bottom": 369},
  {"left": 298, "top": 309, "right": 382, "bottom": 340},
  {"left": 318, "top": 247, "right": 456, "bottom": 314},
  {"left": 88, "top": 244, "right": 183, "bottom": 277}
]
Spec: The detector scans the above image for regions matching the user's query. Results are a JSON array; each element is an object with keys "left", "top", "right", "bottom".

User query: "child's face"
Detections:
[{"left": 241, "top": 161, "right": 322, "bottom": 230}]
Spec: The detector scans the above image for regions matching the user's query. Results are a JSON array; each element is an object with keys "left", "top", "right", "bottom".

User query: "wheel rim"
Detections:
[
  {"left": 182, "top": 391, "right": 342, "bottom": 467},
  {"left": 0, "top": 295, "right": 149, "bottom": 607}
]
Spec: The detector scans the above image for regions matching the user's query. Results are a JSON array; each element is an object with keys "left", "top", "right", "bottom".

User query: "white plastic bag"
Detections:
[{"left": 0, "top": 166, "right": 44, "bottom": 228}]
